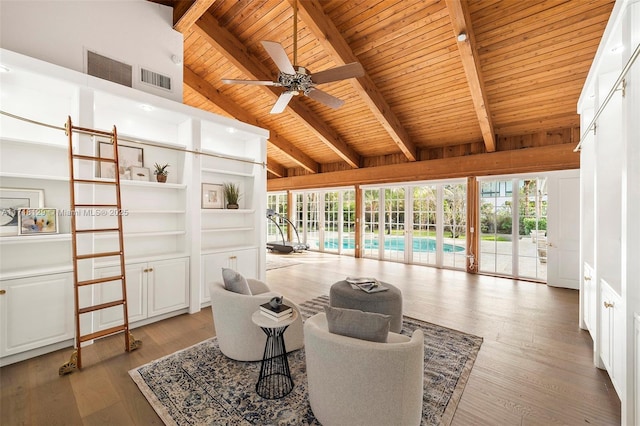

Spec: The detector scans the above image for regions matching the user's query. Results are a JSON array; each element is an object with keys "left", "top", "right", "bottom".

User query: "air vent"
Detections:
[
  {"left": 141, "top": 68, "right": 171, "bottom": 91},
  {"left": 87, "top": 51, "right": 132, "bottom": 87}
]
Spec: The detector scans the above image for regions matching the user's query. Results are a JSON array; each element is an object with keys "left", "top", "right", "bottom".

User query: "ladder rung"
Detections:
[
  {"left": 76, "top": 251, "right": 121, "bottom": 260},
  {"left": 74, "top": 179, "right": 117, "bottom": 185},
  {"left": 74, "top": 204, "right": 119, "bottom": 208},
  {"left": 73, "top": 154, "right": 116, "bottom": 163},
  {"left": 76, "top": 228, "right": 121, "bottom": 234},
  {"left": 78, "top": 275, "right": 123, "bottom": 287},
  {"left": 78, "top": 299, "right": 125, "bottom": 315},
  {"left": 79, "top": 325, "right": 127, "bottom": 343}
]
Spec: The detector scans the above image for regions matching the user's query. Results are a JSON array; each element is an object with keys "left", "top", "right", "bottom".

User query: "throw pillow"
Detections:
[
  {"left": 324, "top": 305, "right": 390, "bottom": 343},
  {"left": 222, "top": 268, "right": 251, "bottom": 295}
]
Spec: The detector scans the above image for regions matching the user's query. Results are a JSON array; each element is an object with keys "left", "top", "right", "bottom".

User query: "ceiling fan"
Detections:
[{"left": 222, "top": 0, "right": 364, "bottom": 114}]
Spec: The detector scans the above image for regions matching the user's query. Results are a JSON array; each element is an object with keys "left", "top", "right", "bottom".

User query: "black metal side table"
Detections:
[{"left": 251, "top": 309, "right": 298, "bottom": 399}]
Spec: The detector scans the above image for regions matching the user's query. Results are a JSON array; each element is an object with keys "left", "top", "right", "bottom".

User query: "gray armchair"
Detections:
[
  {"left": 304, "top": 312, "right": 424, "bottom": 426},
  {"left": 209, "top": 279, "right": 304, "bottom": 361}
]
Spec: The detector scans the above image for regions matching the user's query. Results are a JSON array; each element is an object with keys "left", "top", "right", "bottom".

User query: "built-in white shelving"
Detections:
[{"left": 0, "top": 48, "right": 268, "bottom": 366}]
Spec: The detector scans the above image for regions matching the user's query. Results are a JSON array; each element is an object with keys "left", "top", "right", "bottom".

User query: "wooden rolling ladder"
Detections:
[{"left": 59, "top": 117, "right": 141, "bottom": 375}]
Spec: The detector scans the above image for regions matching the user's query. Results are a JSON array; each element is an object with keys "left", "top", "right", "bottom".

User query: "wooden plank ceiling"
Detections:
[{"left": 149, "top": 0, "right": 614, "bottom": 188}]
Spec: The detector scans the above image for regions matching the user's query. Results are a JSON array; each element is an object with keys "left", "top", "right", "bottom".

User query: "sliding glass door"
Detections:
[{"left": 478, "top": 177, "right": 547, "bottom": 281}]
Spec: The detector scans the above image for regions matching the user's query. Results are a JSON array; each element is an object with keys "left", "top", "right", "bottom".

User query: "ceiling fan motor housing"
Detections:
[{"left": 278, "top": 66, "right": 313, "bottom": 94}]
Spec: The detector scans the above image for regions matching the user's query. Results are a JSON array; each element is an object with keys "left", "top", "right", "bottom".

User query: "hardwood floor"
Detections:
[{"left": 1, "top": 252, "right": 620, "bottom": 425}]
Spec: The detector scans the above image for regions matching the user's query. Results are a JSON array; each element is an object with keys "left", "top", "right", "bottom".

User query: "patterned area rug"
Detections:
[{"left": 129, "top": 295, "right": 482, "bottom": 425}]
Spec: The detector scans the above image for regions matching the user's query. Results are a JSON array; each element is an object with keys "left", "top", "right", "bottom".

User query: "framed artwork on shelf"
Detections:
[
  {"left": 202, "top": 183, "right": 223, "bottom": 209},
  {"left": 0, "top": 188, "right": 44, "bottom": 236},
  {"left": 130, "top": 166, "right": 150, "bottom": 181},
  {"left": 18, "top": 208, "right": 58, "bottom": 235},
  {"left": 98, "top": 139, "right": 144, "bottom": 179}
]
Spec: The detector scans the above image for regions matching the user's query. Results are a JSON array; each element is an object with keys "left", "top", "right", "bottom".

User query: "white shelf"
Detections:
[
  {"left": 0, "top": 265, "right": 73, "bottom": 281},
  {"left": 0, "top": 234, "right": 72, "bottom": 244},
  {"left": 201, "top": 227, "right": 254, "bottom": 233},
  {"left": 0, "top": 137, "right": 69, "bottom": 150},
  {"left": 120, "top": 180, "right": 186, "bottom": 189},
  {"left": 201, "top": 209, "right": 255, "bottom": 214},
  {"left": 94, "top": 230, "right": 186, "bottom": 239},
  {"left": 127, "top": 210, "right": 186, "bottom": 214},
  {"left": 95, "top": 251, "right": 190, "bottom": 268},
  {"left": 201, "top": 245, "right": 259, "bottom": 255},
  {"left": 201, "top": 167, "right": 254, "bottom": 177},
  {"left": 0, "top": 172, "right": 69, "bottom": 181}
]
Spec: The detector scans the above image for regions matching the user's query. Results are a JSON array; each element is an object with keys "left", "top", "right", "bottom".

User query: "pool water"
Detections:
[{"left": 323, "top": 236, "right": 465, "bottom": 253}]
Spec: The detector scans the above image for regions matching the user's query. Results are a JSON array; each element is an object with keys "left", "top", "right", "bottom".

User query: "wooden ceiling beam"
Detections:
[
  {"left": 292, "top": 0, "right": 418, "bottom": 162},
  {"left": 268, "top": 143, "right": 578, "bottom": 191},
  {"left": 173, "top": 0, "right": 217, "bottom": 33},
  {"left": 445, "top": 0, "right": 496, "bottom": 152},
  {"left": 193, "top": 12, "right": 361, "bottom": 168},
  {"left": 267, "top": 160, "right": 287, "bottom": 178},
  {"left": 183, "top": 66, "right": 319, "bottom": 173}
]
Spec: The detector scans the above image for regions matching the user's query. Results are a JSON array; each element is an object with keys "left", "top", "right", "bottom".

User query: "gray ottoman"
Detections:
[{"left": 329, "top": 280, "right": 403, "bottom": 333}]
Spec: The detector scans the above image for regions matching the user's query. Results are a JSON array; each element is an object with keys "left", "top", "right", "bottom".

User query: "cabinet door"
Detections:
[
  {"left": 201, "top": 253, "right": 230, "bottom": 303},
  {"left": 233, "top": 248, "right": 258, "bottom": 279},
  {"left": 93, "top": 263, "right": 147, "bottom": 331},
  {"left": 0, "top": 273, "right": 74, "bottom": 357},
  {"left": 201, "top": 248, "right": 257, "bottom": 304},
  {"left": 583, "top": 263, "right": 595, "bottom": 332},
  {"left": 600, "top": 285, "right": 613, "bottom": 372},
  {"left": 148, "top": 257, "right": 189, "bottom": 317}
]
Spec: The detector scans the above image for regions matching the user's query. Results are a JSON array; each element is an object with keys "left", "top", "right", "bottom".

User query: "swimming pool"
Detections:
[{"left": 323, "top": 236, "right": 465, "bottom": 253}]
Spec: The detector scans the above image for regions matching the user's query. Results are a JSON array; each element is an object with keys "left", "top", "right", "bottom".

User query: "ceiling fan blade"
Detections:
[
  {"left": 311, "top": 62, "right": 365, "bottom": 84},
  {"left": 270, "top": 92, "right": 296, "bottom": 114},
  {"left": 306, "top": 88, "right": 345, "bottom": 109},
  {"left": 222, "top": 78, "right": 278, "bottom": 86},
  {"left": 261, "top": 41, "right": 296, "bottom": 75}
]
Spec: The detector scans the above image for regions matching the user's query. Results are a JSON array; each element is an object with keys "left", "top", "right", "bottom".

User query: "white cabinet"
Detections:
[
  {"left": 201, "top": 248, "right": 258, "bottom": 304},
  {"left": 0, "top": 273, "right": 74, "bottom": 359},
  {"left": 94, "top": 257, "right": 189, "bottom": 330},
  {"left": 147, "top": 257, "right": 189, "bottom": 317},
  {"left": 600, "top": 280, "right": 624, "bottom": 397},
  {"left": 583, "top": 263, "right": 595, "bottom": 333}
]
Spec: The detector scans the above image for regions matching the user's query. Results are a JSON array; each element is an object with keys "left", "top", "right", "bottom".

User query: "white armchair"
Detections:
[
  {"left": 209, "top": 279, "right": 304, "bottom": 361},
  {"left": 304, "top": 312, "right": 424, "bottom": 426}
]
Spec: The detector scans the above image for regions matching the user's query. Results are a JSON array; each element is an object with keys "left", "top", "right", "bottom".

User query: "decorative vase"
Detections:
[
  {"left": 156, "top": 174, "right": 167, "bottom": 183},
  {"left": 227, "top": 203, "right": 239, "bottom": 209}
]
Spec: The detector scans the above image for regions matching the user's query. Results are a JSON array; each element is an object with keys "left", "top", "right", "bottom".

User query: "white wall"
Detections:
[{"left": 0, "top": 0, "right": 183, "bottom": 102}]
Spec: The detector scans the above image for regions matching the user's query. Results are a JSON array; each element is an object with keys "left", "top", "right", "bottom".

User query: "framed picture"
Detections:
[
  {"left": 18, "top": 208, "right": 58, "bottom": 235},
  {"left": 202, "top": 183, "right": 223, "bottom": 209},
  {"left": 0, "top": 188, "right": 44, "bottom": 236},
  {"left": 130, "top": 166, "right": 150, "bottom": 182},
  {"left": 98, "top": 140, "right": 144, "bottom": 179}
]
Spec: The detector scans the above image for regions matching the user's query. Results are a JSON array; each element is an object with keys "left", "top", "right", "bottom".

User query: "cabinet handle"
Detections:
[
  {"left": 148, "top": 268, "right": 153, "bottom": 272},
  {"left": 584, "top": 276, "right": 591, "bottom": 281},
  {"left": 230, "top": 256, "right": 237, "bottom": 260},
  {"left": 604, "top": 301, "right": 614, "bottom": 308},
  {"left": 0, "top": 289, "right": 5, "bottom": 295}
]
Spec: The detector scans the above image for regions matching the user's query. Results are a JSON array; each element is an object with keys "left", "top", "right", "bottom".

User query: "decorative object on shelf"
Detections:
[
  {"left": 153, "top": 163, "right": 170, "bottom": 183},
  {"left": 223, "top": 182, "right": 241, "bottom": 209},
  {"left": 0, "top": 188, "right": 44, "bottom": 236},
  {"left": 130, "top": 166, "right": 150, "bottom": 182},
  {"left": 202, "top": 183, "right": 224, "bottom": 209},
  {"left": 17, "top": 208, "right": 58, "bottom": 235},
  {"left": 98, "top": 140, "right": 144, "bottom": 179}
]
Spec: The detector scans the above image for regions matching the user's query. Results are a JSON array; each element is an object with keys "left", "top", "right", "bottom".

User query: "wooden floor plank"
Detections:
[{"left": 0, "top": 252, "right": 621, "bottom": 425}]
